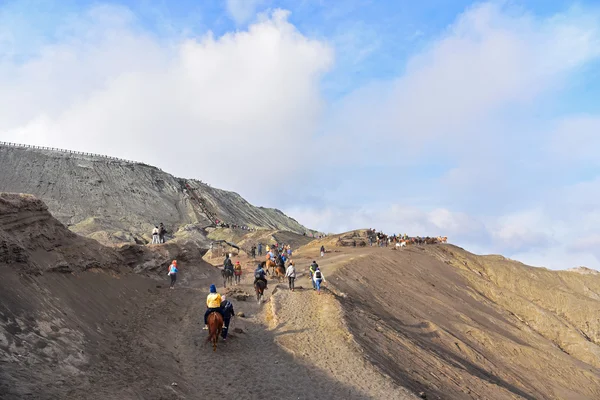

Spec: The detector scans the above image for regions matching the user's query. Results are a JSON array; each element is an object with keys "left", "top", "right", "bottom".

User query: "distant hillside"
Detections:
[{"left": 0, "top": 143, "right": 313, "bottom": 244}]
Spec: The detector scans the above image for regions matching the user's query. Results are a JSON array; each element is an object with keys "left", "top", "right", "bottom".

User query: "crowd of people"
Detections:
[
  {"left": 166, "top": 234, "right": 336, "bottom": 347},
  {"left": 366, "top": 229, "right": 448, "bottom": 247}
]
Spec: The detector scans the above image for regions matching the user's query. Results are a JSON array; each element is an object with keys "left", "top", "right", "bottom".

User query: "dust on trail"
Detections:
[{"left": 268, "top": 276, "right": 415, "bottom": 400}]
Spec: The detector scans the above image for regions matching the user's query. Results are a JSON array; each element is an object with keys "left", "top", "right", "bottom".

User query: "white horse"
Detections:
[{"left": 395, "top": 241, "right": 407, "bottom": 249}]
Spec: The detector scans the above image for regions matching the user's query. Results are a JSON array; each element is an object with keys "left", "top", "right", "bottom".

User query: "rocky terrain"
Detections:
[{"left": 0, "top": 144, "right": 313, "bottom": 245}]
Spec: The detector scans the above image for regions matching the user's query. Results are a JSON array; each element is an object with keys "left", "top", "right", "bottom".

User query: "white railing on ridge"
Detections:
[{"left": 0, "top": 140, "right": 147, "bottom": 166}]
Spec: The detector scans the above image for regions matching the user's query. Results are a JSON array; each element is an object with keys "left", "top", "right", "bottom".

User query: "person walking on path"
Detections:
[
  {"left": 309, "top": 261, "right": 318, "bottom": 289},
  {"left": 233, "top": 261, "right": 242, "bottom": 285},
  {"left": 152, "top": 226, "right": 160, "bottom": 244},
  {"left": 313, "top": 266, "right": 326, "bottom": 295},
  {"left": 320, "top": 245, "right": 325, "bottom": 257},
  {"left": 220, "top": 295, "right": 235, "bottom": 340},
  {"left": 285, "top": 261, "right": 296, "bottom": 291},
  {"left": 167, "top": 260, "right": 178, "bottom": 289},
  {"left": 257, "top": 243, "right": 263, "bottom": 256}
]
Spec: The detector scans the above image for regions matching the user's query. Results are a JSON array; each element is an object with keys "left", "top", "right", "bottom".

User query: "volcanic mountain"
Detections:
[{"left": 0, "top": 143, "right": 313, "bottom": 245}]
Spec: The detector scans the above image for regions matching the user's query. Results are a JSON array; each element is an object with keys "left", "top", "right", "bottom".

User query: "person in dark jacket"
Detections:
[
  {"left": 220, "top": 295, "right": 235, "bottom": 340},
  {"left": 159, "top": 223, "right": 166, "bottom": 243},
  {"left": 223, "top": 254, "right": 234, "bottom": 271}
]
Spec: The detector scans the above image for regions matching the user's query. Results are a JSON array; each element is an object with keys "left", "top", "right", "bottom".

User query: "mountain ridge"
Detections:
[{"left": 0, "top": 143, "right": 314, "bottom": 245}]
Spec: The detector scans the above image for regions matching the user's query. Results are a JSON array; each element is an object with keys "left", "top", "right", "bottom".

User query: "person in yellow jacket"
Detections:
[{"left": 203, "top": 284, "right": 224, "bottom": 330}]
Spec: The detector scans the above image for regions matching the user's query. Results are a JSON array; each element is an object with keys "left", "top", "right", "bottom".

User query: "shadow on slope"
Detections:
[{"left": 330, "top": 246, "right": 600, "bottom": 400}]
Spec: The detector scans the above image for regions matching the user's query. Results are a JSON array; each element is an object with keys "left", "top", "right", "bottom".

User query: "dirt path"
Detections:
[
  {"left": 169, "top": 279, "right": 388, "bottom": 400},
  {"left": 268, "top": 274, "right": 415, "bottom": 400}
]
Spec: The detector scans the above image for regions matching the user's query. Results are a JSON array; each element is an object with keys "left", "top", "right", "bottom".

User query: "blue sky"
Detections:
[{"left": 2, "top": 0, "right": 600, "bottom": 270}]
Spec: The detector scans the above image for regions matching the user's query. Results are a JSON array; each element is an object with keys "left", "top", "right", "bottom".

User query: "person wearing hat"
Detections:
[
  {"left": 167, "top": 260, "right": 178, "bottom": 289},
  {"left": 203, "top": 284, "right": 223, "bottom": 330},
  {"left": 220, "top": 295, "right": 235, "bottom": 340}
]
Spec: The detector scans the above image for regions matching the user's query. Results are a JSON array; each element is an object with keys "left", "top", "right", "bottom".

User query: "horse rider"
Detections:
[
  {"left": 313, "top": 266, "right": 326, "bottom": 294},
  {"left": 224, "top": 253, "right": 234, "bottom": 271},
  {"left": 203, "top": 284, "right": 224, "bottom": 330},
  {"left": 254, "top": 263, "right": 268, "bottom": 290},
  {"left": 309, "top": 261, "right": 318, "bottom": 289},
  {"left": 220, "top": 295, "right": 235, "bottom": 341}
]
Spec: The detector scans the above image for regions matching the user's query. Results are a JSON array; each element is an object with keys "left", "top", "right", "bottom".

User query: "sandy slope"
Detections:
[{"left": 269, "top": 279, "right": 416, "bottom": 399}]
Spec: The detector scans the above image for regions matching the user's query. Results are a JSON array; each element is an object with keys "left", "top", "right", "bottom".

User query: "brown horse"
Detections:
[
  {"left": 206, "top": 312, "right": 224, "bottom": 351},
  {"left": 275, "top": 265, "right": 285, "bottom": 282},
  {"left": 255, "top": 279, "right": 266, "bottom": 303},
  {"left": 265, "top": 259, "right": 276, "bottom": 276}
]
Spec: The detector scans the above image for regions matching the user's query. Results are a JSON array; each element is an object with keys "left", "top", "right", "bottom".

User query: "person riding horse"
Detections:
[
  {"left": 254, "top": 263, "right": 268, "bottom": 290},
  {"left": 224, "top": 254, "right": 234, "bottom": 270},
  {"left": 203, "top": 284, "right": 224, "bottom": 330}
]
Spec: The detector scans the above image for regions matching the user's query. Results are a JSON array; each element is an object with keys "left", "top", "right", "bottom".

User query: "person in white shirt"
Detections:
[
  {"left": 313, "top": 266, "right": 326, "bottom": 295},
  {"left": 285, "top": 261, "right": 296, "bottom": 291},
  {"left": 152, "top": 226, "right": 159, "bottom": 244}
]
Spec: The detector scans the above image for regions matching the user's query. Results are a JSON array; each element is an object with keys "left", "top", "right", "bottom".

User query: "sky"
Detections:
[{"left": 2, "top": 0, "right": 600, "bottom": 270}]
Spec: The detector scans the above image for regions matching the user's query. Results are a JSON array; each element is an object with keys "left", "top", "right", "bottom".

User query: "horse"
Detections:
[
  {"left": 275, "top": 265, "right": 285, "bottom": 282},
  {"left": 265, "top": 259, "right": 277, "bottom": 276},
  {"left": 221, "top": 268, "right": 233, "bottom": 288},
  {"left": 206, "top": 311, "right": 224, "bottom": 351},
  {"left": 255, "top": 280, "right": 266, "bottom": 303},
  {"left": 395, "top": 241, "right": 407, "bottom": 249}
]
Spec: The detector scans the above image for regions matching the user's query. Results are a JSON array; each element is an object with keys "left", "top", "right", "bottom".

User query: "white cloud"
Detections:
[
  {"left": 225, "top": 0, "right": 265, "bottom": 25},
  {"left": 324, "top": 3, "right": 600, "bottom": 166},
  {"left": 0, "top": 6, "right": 333, "bottom": 202},
  {"left": 548, "top": 116, "right": 600, "bottom": 165},
  {"left": 487, "top": 209, "right": 554, "bottom": 253}
]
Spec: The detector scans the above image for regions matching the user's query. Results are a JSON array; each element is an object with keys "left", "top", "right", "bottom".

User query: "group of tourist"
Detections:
[
  {"left": 166, "top": 239, "right": 330, "bottom": 345},
  {"left": 367, "top": 229, "right": 447, "bottom": 247},
  {"left": 151, "top": 223, "right": 167, "bottom": 244},
  {"left": 214, "top": 219, "right": 256, "bottom": 231}
]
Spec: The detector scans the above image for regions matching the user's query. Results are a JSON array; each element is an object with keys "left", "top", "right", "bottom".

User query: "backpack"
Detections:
[
  {"left": 255, "top": 271, "right": 263, "bottom": 279},
  {"left": 315, "top": 271, "right": 322, "bottom": 279}
]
